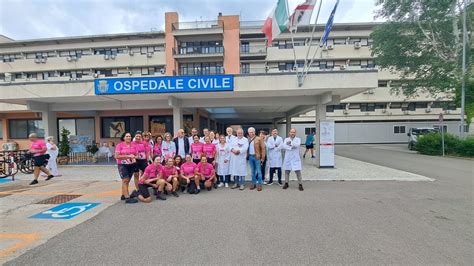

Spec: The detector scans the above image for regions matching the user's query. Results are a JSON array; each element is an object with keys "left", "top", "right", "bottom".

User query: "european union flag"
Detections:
[{"left": 320, "top": 0, "right": 339, "bottom": 47}]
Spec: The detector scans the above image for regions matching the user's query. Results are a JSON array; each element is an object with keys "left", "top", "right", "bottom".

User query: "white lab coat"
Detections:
[
  {"left": 282, "top": 137, "right": 302, "bottom": 171},
  {"left": 225, "top": 135, "right": 237, "bottom": 146},
  {"left": 161, "top": 141, "right": 176, "bottom": 161},
  {"left": 267, "top": 135, "right": 283, "bottom": 168},
  {"left": 46, "top": 142, "right": 59, "bottom": 176},
  {"left": 216, "top": 143, "right": 231, "bottom": 176},
  {"left": 229, "top": 137, "right": 248, "bottom": 177}
]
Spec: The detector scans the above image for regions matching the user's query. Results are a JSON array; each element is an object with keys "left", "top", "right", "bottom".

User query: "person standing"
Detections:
[
  {"left": 303, "top": 131, "right": 316, "bottom": 159},
  {"left": 200, "top": 128, "right": 210, "bottom": 143},
  {"left": 190, "top": 135, "right": 204, "bottom": 164},
  {"left": 266, "top": 129, "right": 283, "bottom": 186},
  {"left": 188, "top": 128, "right": 198, "bottom": 145},
  {"left": 216, "top": 135, "right": 231, "bottom": 188},
  {"left": 225, "top": 127, "right": 237, "bottom": 145},
  {"left": 153, "top": 135, "right": 163, "bottom": 158},
  {"left": 161, "top": 132, "right": 176, "bottom": 163},
  {"left": 131, "top": 131, "right": 149, "bottom": 198},
  {"left": 282, "top": 128, "right": 304, "bottom": 191},
  {"left": 28, "top": 133, "right": 54, "bottom": 185},
  {"left": 174, "top": 129, "right": 190, "bottom": 158},
  {"left": 45, "top": 136, "right": 60, "bottom": 177},
  {"left": 247, "top": 127, "right": 266, "bottom": 191},
  {"left": 259, "top": 130, "right": 268, "bottom": 183},
  {"left": 115, "top": 132, "right": 139, "bottom": 203},
  {"left": 229, "top": 128, "right": 248, "bottom": 190}
]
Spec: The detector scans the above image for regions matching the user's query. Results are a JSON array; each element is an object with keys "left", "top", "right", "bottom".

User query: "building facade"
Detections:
[{"left": 0, "top": 11, "right": 464, "bottom": 150}]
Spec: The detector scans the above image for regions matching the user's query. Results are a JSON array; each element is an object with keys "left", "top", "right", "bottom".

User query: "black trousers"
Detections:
[
  {"left": 260, "top": 159, "right": 267, "bottom": 181},
  {"left": 269, "top": 167, "right": 282, "bottom": 183}
]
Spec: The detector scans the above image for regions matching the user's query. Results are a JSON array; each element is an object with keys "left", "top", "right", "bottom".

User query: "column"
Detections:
[
  {"left": 315, "top": 102, "right": 326, "bottom": 168},
  {"left": 41, "top": 109, "right": 58, "bottom": 141},
  {"left": 173, "top": 106, "right": 182, "bottom": 134},
  {"left": 285, "top": 115, "right": 292, "bottom": 137}
]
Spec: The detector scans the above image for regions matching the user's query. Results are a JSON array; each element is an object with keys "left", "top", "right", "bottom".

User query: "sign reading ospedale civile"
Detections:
[{"left": 94, "top": 75, "right": 234, "bottom": 95}]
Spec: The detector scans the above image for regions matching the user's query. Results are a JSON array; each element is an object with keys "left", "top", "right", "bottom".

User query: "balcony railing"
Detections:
[
  {"left": 173, "top": 46, "right": 224, "bottom": 56},
  {"left": 172, "top": 20, "right": 223, "bottom": 31},
  {"left": 240, "top": 20, "right": 265, "bottom": 28},
  {"left": 240, "top": 45, "right": 267, "bottom": 55}
]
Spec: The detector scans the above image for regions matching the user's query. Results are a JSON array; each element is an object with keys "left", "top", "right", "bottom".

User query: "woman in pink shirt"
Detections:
[
  {"left": 196, "top": 155, "right": 216, "bottom": 193},
  {"left": 180, "top": 154, "right": 198, "bottom": 193},
  {"left": 137, "top": 156, "right": 165, "bottom": 203},
  {"left": 190, "top": 135, "right": 204, "bottom": 164},
  {"left": 203, "top": 136, "right": 217, "bottom": 165},
  {"left": 131, "top": 131, "right": 149, "bottom": 198},
  {"left": 28, "top": 133, "right": 54, "bottom": 185},
  {"left": 114, "top": 132, "right": 139, "bottom": 204},
  {"left": 159, "top": 157, "right": 180, "bottom": 198},
  {"left": 153, "top": 135, "right": 163, "bottom": 159},
  {"left": 143, "top": 131, "right": 154, "bottom": 163}
]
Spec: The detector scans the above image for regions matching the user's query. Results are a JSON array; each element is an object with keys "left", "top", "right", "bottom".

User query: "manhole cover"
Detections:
[{"left": 36, "top": 194, "right": 82, "bottom": 204}]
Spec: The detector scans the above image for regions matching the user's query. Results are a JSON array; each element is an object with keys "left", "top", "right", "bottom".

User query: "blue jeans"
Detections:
[
  {"left": 234, "top": 176, "right": 245, "bottom": 185},
  {"left": 249, "top": 155, "right": 263, "bottom": 185}
]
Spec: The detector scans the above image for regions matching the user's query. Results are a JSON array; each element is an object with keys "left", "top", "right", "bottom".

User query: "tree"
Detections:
[
  {"left": 58, "top": 127, "right": 71, "bottom": 157},
  {"left": 370, "top": 0, "right": 472, "bottom": 98}
]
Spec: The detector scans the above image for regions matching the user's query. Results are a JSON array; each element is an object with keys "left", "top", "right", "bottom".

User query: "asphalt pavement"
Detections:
[{"left": 6, "top": 144, "right": 473, "bottom": 265}]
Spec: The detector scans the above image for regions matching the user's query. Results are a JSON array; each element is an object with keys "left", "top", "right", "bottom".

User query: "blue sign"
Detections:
[
  {"left": 95, "top": 75, "right": 234, "bottom": 95},
  {"left": 30, "top": 202, "right": 100, "bottom": 220}
]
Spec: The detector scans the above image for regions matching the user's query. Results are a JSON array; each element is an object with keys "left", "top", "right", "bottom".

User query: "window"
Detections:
[
  {"left": 375, "top": 103, "right": 387, "bottom": 109},
  {"left": 433, "top": 125, "right": 448, "bottom": 132},
  {"left": 240, "top": 41, "right": 249, "bottom": 53},
  {"left": 0, "top": 120, "right": 3, "bottom": 139},
  {"left": 378, "top": 80, "right": 388, "bottom": 87},
  {"left": 241, "top": 63, "right": 250, "bottom": 74},
  {"left": 305, "top": 127, "right": 316, "bottom": 135},
  {"left": 178, "top": 41, "right": 223, "bottom": 55},
  {"left": 101, "top": 117, "right": 143, "bottom": 138},
  {"left": 415, "top": 102, "right": 428, "bottom": 109},
  {"left": 393, "top": 126, "right": 406, "bottom": 134},
  {"left": 333, "top": 38, "right": 346, "bottom": 45},
  {"left": 149, "top": 116, "right": 173, "bottom": 136},
  {"left": 349, "top": 103, "right": 360, "bottom": 110},
  {"left": 360, "top": 103, "right": 375, "bottom": 112},
  {"left": 326, "top": 105, "right": 335, "bottom": 112},
  {"left": 179, "top": 62, "right": 224, "bottom": 76},
  {"left": 58, "top": 118, "right": 95, "bottom": 139},
  {"left": 390, "top": 103, "right": 402, "bottom": 109},
  {"left": 199, "top": 116, "right": 208, "bottom": 131},
  {"left": 9, "top": 119, "right": 44, "bottom": 139}
]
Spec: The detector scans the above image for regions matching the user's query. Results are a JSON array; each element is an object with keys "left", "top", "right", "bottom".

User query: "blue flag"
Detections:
[{"left": 320, "top": 0, "right": 339, "bottom": 47}]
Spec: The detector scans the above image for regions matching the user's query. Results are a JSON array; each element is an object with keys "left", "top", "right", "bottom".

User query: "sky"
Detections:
[{"left": 0, "top": 0, "right": 382, "bottom": 40}]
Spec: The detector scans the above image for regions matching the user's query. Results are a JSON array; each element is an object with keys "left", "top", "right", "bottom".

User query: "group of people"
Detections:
[{"left": 115, "top": 127, "right": 305, "bottom": 204}]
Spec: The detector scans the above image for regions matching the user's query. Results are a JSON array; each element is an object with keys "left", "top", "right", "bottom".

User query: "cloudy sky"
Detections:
[{"left": 0, "top": 0, "right": 381, "bottom": 40}]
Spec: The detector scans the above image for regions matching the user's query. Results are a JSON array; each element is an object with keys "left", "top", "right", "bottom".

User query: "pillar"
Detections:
[
  {"left": 315, "top": 102, "right": 326, "bottom": 167},
  {"left": 285, "top": 115, "right": 292, "bottom": 137},
  {"left": 173, "top": 106, "right": 182, "bottom": 134},
  {"left": 41, "top": 110, "right": 58, "bottom": 141}
]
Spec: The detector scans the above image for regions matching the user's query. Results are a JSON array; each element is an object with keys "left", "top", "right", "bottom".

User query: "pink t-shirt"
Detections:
[
  {"left": 30, "top": 139, "right": 46, "bottom": 156},
  {"left": 203, "top": 143, "right": 216, "bottom": 158},
  {"left": 139, "top": 164, "right": 163, "bottom": 184},
  {"left": 191, "top": 142, "right": 204, "bottom": 160},
  {"left": 132, "top": 141, "right": 147, "bottom": 160},
  {"left": 115, "top": 142, "right": 138, "bottom": 165},
  {"left": 197, "top": 162, "right": 215, "bottom": 178},
  {"left": 181, "top": 162, "right": 197, "bottom": 176},
  {"left": 153, "top": 143, "right": 162, "bottom": 157},
  {"left": 160, "top": 166, "right": 177, "bottom": 180}
]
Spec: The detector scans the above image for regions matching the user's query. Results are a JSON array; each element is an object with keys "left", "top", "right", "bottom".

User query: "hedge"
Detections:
[{"left": 415, "top": 133, "right": 474, "bottom": 157}]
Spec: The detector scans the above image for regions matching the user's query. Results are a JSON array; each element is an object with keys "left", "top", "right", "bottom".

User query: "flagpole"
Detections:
[
  {"left": 301, "top": 0, "right": 323, "bottom": 77},
  {"left": 286, "top": 0, "right": 300, "bottom": 78}
]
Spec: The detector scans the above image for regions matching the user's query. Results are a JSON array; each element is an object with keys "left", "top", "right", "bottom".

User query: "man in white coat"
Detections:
[
  {"left": 266, "top": 128, "right": 283, "bottom": 186},
  {"left": 282, "top": 128, "right": 304, "bottom": 191},
  {"left": 225, "top": 127, "right": 237, "bottom": 145},
  {"left": 229, "top": 128, "right": 248, "bottom": 190}
]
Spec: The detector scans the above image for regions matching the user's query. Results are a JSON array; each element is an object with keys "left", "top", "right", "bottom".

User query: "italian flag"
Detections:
[{"left": 261, "top": 0, "right": 289, "bottom": 47}]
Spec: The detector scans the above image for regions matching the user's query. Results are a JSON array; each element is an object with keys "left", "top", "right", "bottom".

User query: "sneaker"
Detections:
[
  {"left": 207, "top": 187, "right": 212, "bottom": 191},
  {"left": 224, "top": 183, "right": 229, "bottom": 188},
  {"left": 164, "top": 191, "right": 169, "bottom": 195},
  {"left": 172, "top": 191, "right": 179, "bottom": 197},
  {"left": 125, "top": 198, "right": 138, "bottom": 204},
  {"left": 218, "top": 183, "right": 224, "bottom": 188},
  {"left": 278, "top": 181, "right": 283, "bottom": 186},
  {"left": 283, "top": 183, "right": 289, "bottom": 189},
  {"left": 266, "top": 181, "right": 273, "bottom": 186},
  {"left": 250, "top": 185, "right": 256, "bottom": 190},
  {"left": 239, "top": 185, "right": 245, "bottom": 190},
  {"left": 156, "top": 194, "right": 167, "bottom": 200},
  {"left": 45, "top": 175, "right": 54, "bottom": 181},
  {"left": 213, "top": 183, "right": 218, "bottom": 189},
  {"left": 195, "top": 189, "right": 201, "bottom": 194},
  {"left": 180, "top": 186, "right": 186, "bottom": 192},
  {"left": 29, "top": 180, "right": 38, "bottom": 185},
  {"left": 257, "top": 185, "right": 262, "bottom": 191},
  {"left": 120, "top": 195, "right": 126, "bottom": 200},
  {"left": 299, "top": 184, "right": 304, "bottom": 191},
  {"left": 231, "top": 184, "right": 239, "bottom": 189},
  {"left": 130, "top": 190, "right": 139, "bottom": 198},
  {"left": 311, "top": 156, "right": 315, "bottom": 158}
]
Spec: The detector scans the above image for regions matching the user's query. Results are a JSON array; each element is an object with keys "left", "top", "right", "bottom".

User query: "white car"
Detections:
[{"left": 407, "top": 127, "right": 439, "bottom": 150}]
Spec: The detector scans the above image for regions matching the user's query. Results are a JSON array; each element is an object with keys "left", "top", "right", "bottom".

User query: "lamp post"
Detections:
[{"left": 460, "top": 0, "right": 467, "bottom": 138}]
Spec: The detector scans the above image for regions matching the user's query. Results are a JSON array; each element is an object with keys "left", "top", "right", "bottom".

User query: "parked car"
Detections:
[{"left": 407, "top": 127, "right": 439, "bottom": 150}]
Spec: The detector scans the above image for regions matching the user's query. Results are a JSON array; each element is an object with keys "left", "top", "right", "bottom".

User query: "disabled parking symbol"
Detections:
[{"left": 30, "top": 202, "right": 100, "bottom": 220}]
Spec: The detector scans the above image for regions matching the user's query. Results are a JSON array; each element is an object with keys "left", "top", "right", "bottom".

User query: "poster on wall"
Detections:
[
  {"left": 319, "top": 120, "right": 335, "bottom": 168},
  {"left": 150, "top": 122, "right": 166, "bottom": 136},
  {"left": 109, "top": 122, "right": 125, "bottom": 138}
]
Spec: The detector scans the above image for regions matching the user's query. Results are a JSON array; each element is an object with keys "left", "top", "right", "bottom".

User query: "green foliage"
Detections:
[
  {"left": 87, "top": 142, "right": 99, "bottom": 155},
  {"left": 58, "top": 127, "right": 71, "bottom": 157},
  {"left": 415, "top": 133, "right": 474, "bottom": 157},
  {"left": 371, "top": 0, "right": 472, "bottom": 97}
]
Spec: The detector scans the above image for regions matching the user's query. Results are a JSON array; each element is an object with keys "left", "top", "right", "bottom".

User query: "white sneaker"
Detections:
[
  {"left": 218, "top": 183, "right": 224, "bottom": 188},
  {"left": 225, "top": 183, "right": 229, "bottom": 188}
]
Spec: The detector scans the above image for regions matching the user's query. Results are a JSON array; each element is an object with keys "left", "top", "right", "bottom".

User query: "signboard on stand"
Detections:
[{"left": 319, "top": 120, "right": 335, "bottom": 168}]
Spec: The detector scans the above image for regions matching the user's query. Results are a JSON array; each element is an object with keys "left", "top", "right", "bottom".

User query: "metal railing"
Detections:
[
  {"left": 173, "top": 46, "right": 224, "bottom": 56},
  {"left": 240, "top": 45, "right": 267, "bottom": 54},
  {"left": 172, "top": 20, "right": 223, "bottom": 30},
  {"left": 240, "top": 20, "right": 265, "bottom": 28}
]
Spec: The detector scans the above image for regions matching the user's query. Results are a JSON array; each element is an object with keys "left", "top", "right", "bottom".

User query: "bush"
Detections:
[
  {"left": 58, "top": 127, "right": 71, "bottom": 157},
  {"left": 415, "top": 133, "right": 474, "bottom": 157}
]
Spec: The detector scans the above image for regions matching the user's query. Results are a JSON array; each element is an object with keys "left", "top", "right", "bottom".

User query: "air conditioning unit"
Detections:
[
  {"left": 343, "top": 110, "right": 349, "bottom": 114},
  {"left": 67, "top": 56, "right": 73, "bottom": 62},
  {"left": 41, "top": 58, "right": 47, "bottom": 63},
  {"left": 104, "top": 54, "right": 110, "bottom": 60},
  {"left": 327, "top": 44, "right": 334, "bottom": 50},
  {"left": 93, "top": 73, "right": 99, "bottom": 78},
  {"left": 445, "top": 110, "right": 451, "bottom": 114},
  {"left": 339, "top": 65, "right": 346, "bottom": 70},
  {"left": 425, "top": 108, "right": 431, "bottom": 113},
  {"left": 354, "top": 42, "right": 361, "bottom": 49},
  {"left": 72, "top": 56, "right": 77, "bottom": 61},
  {"left": 128, "top": 71, "right": 133, "bottom": 76},
  {"left": 111, "top": 54, "right": 116, "bottom": 60},
  {"left": 382, "top": 109, "right": 387, "bottom": 113},
  {"left": 34, "top": 58, "right": 41, "bottom": 63},
  {"left": 129, "top": 50, "right": 134, "bottom": 56},
  {"left": 147, "top": 52, "right": 153, "bottom": 58},
  {"left": 160, "top": 68, "right": 166, "bottom": 74}
]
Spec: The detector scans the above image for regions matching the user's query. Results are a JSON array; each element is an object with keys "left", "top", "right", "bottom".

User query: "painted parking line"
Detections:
[
  {"left": 30, "top": 202, "right": 100, "bottom": 220},
  {"left": 0, "top": 233, "right": 40, "bottom": 257},
  {"left": 0, "top": 189, "right": 121, "bottom": 197}
]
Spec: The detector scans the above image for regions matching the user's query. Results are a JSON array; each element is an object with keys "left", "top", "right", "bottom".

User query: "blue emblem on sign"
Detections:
[
  {"left": 94, "top": 75, "right": 234, "bottom": 95},
  {"left": 30, "top": 202, "right": 100, "bottom": 220}
]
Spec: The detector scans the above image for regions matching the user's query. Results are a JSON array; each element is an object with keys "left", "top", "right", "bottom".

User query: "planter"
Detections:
[
  {"left": 57, "top": 156, "right": 69, "bottom": 165},
  {"left": 91, "top": 156, "right": 99, "bottom": 163}
]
